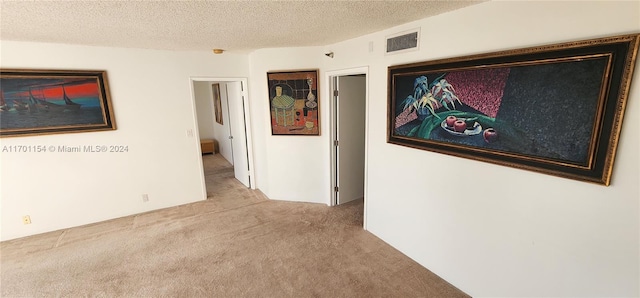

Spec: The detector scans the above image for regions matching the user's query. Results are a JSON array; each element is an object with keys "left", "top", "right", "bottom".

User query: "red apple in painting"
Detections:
[
  {"left": 446, "top": 115, "right": 457, "bottom": 127},
  {"left": 454, "top": 120, "right": 467, "bottom": 132},
  {"left": 483, "top": 128, "right": 498, "bottom": 143}
]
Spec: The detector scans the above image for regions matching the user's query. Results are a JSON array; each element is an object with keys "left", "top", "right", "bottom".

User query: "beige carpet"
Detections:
[{"left": 0, "top": 154, "right": 468, "bottom": 297}]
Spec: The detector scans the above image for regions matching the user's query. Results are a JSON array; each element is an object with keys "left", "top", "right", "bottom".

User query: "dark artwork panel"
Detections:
[
  {"left": 387, "top": 34, "right": 639, "bottom": 185},
  {"left": 497, "top": 59, "right": 606, "bottom": 164}
]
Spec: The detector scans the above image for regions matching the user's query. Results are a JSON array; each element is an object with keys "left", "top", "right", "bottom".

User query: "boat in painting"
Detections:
[{"left": 26, "top": 84, "right": 82, "bottom": 112}]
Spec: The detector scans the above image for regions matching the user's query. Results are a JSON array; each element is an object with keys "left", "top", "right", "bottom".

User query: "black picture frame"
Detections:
[{"left": 387, "top": 34, "right": 639, "bottom": 185}]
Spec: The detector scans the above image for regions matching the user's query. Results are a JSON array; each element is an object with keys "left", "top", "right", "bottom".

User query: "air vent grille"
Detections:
[{"left": 386, "top": 29, "right": 419, "bottom": 54}]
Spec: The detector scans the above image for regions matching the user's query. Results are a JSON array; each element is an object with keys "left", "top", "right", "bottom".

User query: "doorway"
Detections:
[
  {"left": 329, "top": 68, "right": 368, "bottom": 211},
  {"left": 190, "top": 78, "right": 255, "bottom": 199}
]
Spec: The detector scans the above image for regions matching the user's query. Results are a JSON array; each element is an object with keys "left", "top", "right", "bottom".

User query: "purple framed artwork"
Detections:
[{"left": 387, "top": 34, "right": 639, "bottom": 185}]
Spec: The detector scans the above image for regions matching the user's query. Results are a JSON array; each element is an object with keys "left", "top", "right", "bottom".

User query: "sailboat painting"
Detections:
[{"left": 0, "top": 69, "right": 116, "bottom": 137}]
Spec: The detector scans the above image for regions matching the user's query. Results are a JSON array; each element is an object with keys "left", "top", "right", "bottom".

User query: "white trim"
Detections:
[
  {"left": 189, "top": 76, "right": 256, "bottom": 190},
  {"left": 325, "top": 66, "right": 369, "bottom": 230},
  {"left": 329, "top": 76, "right": 338, "bottom": 206},
  {"left": 188, "top": 80, "right": 208, "bottom": 201}
]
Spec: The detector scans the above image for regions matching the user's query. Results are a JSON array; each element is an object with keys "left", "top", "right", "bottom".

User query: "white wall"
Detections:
[
  {"left": 323, "top": 1, "right": 639, "bottom": 297},
  {"left": 194, "top": 81, "right": 215, "bottom": 139},
  {"left": 248, "top": 47, "right": 330, "bottom": 204},
  {"left": 0, "top": 41, "right": 249, "bottom": 241}
]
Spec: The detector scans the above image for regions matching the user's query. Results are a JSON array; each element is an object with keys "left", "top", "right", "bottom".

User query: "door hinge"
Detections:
[
  {"left": 333, "top": 90, "right": 339, "bottom": 97},
  {"left": 334, "top": 186, "right": 339, "bottom": 192},
  {"left": 229, "top": 135, "right": 234, "bottom": 139},
  {"left": 334, "top": 140, "right": 338, "bottom": 146}
]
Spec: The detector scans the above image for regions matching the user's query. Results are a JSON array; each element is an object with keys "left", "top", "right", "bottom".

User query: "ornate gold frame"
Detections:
[
  {"left": 387, "top": 34, "right": 639, "bottom": 185},
  {"left": 0, "top": 69, "right": 116, "bottom": 137}
]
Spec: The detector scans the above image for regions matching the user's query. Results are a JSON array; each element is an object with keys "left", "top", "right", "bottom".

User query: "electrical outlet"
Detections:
[
  {"left": 142, "top": 194, "right": 149, "bottom": 202},
  {"left": 22, "top": 215, "right": 31, "bottom": 225}
]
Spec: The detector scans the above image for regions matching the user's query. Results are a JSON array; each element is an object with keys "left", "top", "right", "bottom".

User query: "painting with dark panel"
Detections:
[{"left": 388, "top": 34, "right": 639, "bottom": 185}]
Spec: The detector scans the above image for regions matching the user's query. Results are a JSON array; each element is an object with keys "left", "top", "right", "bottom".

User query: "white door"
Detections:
[
  {"left": 336, "top": 75, "right": 366, "bottom": 204},
  {"left": 226, "top": 81, "right": 250, "bottom": 187}
]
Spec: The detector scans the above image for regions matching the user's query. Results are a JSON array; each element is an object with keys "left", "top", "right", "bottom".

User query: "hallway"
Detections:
[{"left": 202, "top": 153, "right": 264, "bottom": 209}]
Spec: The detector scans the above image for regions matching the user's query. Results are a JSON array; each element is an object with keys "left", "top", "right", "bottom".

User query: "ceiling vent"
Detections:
[{"left": 386, "top": 28, "right": 420, "bottom": 55}]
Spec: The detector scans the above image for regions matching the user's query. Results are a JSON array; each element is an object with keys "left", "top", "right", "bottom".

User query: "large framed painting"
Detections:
[
  {"left": 0, "top": 69, "right": 116, "bottom": 137},
  {"left": 388, "top": 34, "right": 639, "bottom": 185},
  {"left": 267, "top": 69, "right": 319, "bottom": 135},
  {"left": 212, "top": 83, "right": 223, "bottom": 125}
]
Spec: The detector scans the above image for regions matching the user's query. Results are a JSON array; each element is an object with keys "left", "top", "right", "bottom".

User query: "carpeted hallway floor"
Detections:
[{"left": 0, "top": 154, "right": 469, "bottom": 297}]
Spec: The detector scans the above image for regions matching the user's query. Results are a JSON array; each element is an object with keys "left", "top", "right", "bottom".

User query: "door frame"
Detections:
[
  {"left": 189, "top": 77, "right": 256, "bottom": 195},
  {"left": 326, "top": 67, "right": 369, "bottom": 226}
]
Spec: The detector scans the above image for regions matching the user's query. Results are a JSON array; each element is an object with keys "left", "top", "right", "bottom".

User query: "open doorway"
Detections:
[
  {"left": 328, "top": 67, "right": 368, "bottom": 225},
  {"left": 190, "top": 78, "right": 254, "bottom": 199}
]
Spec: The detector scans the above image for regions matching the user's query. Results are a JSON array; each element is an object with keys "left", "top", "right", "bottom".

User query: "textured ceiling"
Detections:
[{"left": 0, "top": 0, "right": 483, "bottom": 52}]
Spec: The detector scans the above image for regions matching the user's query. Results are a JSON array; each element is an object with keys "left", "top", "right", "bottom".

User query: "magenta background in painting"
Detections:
[{"left": 444, "top": 68, "right": 510, "bottom": 118}]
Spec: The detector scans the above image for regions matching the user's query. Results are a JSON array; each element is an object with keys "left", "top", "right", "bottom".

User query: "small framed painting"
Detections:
[
  {"left": 267, "top": 69, "right": 319, "bottom": 135},
  {"left": 0, "top": 69, "right": 116, "bottom": 137},
  {"left": 212, "top": 83, "right": 223, "bottom": 125}
]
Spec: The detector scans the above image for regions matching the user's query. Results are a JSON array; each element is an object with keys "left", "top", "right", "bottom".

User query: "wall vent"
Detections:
[{"left": 386, "top": 28, "right": 420, "bottom": 54}]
